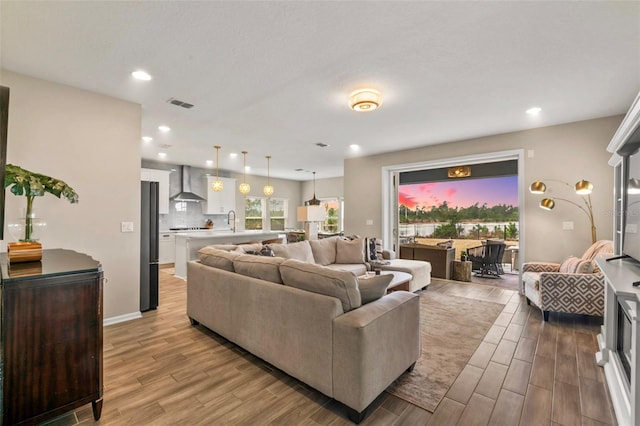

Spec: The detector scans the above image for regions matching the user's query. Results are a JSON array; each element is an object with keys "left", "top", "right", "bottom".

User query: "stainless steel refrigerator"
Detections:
[{"left": 140, "top": 181, "right": 159, "bottom": 311}]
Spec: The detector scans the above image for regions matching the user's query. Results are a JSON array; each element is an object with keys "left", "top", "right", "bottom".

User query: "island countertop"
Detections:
[{"left": 173, "top": 230, "right": 284, "bottom": 279}]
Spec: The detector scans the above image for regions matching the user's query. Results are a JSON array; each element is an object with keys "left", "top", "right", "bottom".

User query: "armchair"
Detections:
[{"left": 522, "top": 240, "right": 613, "bottom": 321}]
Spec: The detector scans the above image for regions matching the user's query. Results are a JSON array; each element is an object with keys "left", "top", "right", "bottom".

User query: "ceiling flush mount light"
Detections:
[
  {"left": 349, "top": 88, "right": 382, "bottom": 112},
  {"left": 447, "top": 166, "right": 471, "bottom": 178},
  {"left": 530, "top": 178, "right": 596, "bottom": 243},
  {"left": 526, "top": 107, "right": 542, "bottom": 115},
  {"left": 158, "top": 152, "right": 167, "bottom": 158},
  {"left": 158, "top": 125, "right": 171, "bottom": 132},
  {"left": 142, "top": 136, "right": 153, "bottom": 142},
  {"left": 238, "top": 151, "right": 250, "bottom": 195},
  {"left": 349, "top": 144, "right": 360, "bottom": 151},
  {"left": 263, "top": 155, "right": 274, "bottom": 196},
  {"left": 211, "top": 145, "right": 223, "bottom": 192},
  {"left": 131, "top": 70, "right": 152, "bottom": 81}
]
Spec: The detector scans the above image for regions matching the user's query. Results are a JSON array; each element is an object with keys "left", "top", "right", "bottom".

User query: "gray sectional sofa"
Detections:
[{"left": 186, "top": 245, "right": 421, "bottom": 423}]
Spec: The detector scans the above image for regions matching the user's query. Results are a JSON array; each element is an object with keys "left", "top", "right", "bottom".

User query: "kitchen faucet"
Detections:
[{"left": 227, "top": 210, "right": 236, "bottom": 233}]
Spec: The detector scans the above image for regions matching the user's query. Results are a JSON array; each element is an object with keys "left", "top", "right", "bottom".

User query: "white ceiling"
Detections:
[{"left": 1, "top": 1, "right": 639, "bottom": 181}]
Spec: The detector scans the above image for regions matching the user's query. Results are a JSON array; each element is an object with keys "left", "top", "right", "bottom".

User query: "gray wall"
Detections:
[
  {"left": 344, "top": 115, "right": 623, "bottom": 262},
  {"left": 0, "top": 70, "right": 141, "bottom": 321},
  {"left": 301, "top": 176, "right": 344, "bottom": 203}
]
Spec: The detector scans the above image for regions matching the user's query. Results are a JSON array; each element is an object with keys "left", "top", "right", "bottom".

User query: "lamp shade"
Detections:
[
  {"left": 540, "top": 198, "right": 555, "bottom": 210},
  {"left": 575, "top": 180, "right": 593, "bottom": 195},
  {"left": 297, "top": 205, "right": 326, "bottom": 222},
  {"left": 530, "top": 181, "right": 546, "bottom": 194}
]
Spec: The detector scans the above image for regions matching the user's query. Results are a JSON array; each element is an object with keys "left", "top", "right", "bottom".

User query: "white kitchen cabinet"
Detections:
[
  {"left": 202, "top": 176, "right": 236, "bottom": 214},
  {"left": 141, "top": 168, "right": 171, "bottom": 214},
  {"left": 158, "top": 232, "right": 176, "bottom": 264}
]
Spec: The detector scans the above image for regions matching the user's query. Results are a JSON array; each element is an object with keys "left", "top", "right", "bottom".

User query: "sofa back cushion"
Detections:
[
  {"left": 336, "top": 237, "right": 365, "bottom": 264},
  {"left": 233, "top": 255, "right": 285, "bottom": 283},
  {"left": 280, "top": 259, "right": 361, "bottom": 312},
  {"left": 270, "top": 240, "right": 315, "bottom": 263},
  {"left": 559, "top": 256, "right": 594, "bottom": 274},
  {"left": 198, "top": 247, "right": 241, "bottom": 272},
  {"left": 309, "top": 237, "right": 338, "bottom": 265}
]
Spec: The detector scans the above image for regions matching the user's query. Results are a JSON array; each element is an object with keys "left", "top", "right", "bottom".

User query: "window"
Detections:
[
  {"left": 320, "top": 198, "right": 342, "bottom": 233},
  {"left": 245, "top": 197, "right": 289, "bottom": 231},
  {"left": 245, "top": 197, "right": 264, "bottom": 230},
  {"left": 269, "top": 198, "right": 288, "bottom": 231}
]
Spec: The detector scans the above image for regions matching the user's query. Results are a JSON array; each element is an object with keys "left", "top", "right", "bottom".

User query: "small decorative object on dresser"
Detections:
[{"left": 3, "top": 164, "right": 78, "bottom": 262}]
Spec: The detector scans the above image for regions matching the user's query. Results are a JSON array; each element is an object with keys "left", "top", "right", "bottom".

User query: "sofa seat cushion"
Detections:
[
  {"left": 198, "top": 247, "right": 241, "bottom": 272},
  {"left": 271, "top": 240, "right": 315, "bottom": 263},
  {"left": 280, "top": 259, "right": 361, "bottom": 312},
  {"left": 325, "top": 263, "right": 368, "bottom": 276},
  {"left": 336, "top": 237, "right": 366, "bottom": 264},
  {"left": 357, "top": 274, "right": 393, "bottom": 304},
  {"left": 233, "top": 255, "right": 285, "bottom": 283},
  {"left": 309, "top": 237, "right": 338, "bottom": 266}
]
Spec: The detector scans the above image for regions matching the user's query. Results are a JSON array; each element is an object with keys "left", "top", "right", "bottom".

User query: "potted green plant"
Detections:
[{"left": 4, "top": 164, "right": 78, "bottom": 247}]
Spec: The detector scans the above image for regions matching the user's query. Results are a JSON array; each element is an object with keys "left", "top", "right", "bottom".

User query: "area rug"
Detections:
[{"left": 386, "top": 291, "right": 505, "bottom": 412}]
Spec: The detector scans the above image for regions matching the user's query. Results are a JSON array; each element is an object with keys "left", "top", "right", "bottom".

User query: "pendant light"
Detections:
[
  {"left": 238, "top": 151, "right": 251, "bottom": 195},
  {"left": 211, "top": 145, "right": 223, "bottom": 192},
  {"left": 307, "top": 171, "right": 321, "bottom": 205},
  {"left": 263, "top": 155, "right": 274, "bottom": 196}
]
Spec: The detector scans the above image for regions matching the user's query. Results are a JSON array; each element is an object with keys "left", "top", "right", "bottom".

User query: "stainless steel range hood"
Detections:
[{"left": 171, "top": 165, "right": 206, "bottom": 202}]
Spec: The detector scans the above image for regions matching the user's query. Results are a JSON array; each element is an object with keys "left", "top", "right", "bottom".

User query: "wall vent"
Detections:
[{"left": 167, "top": 98, "right": 194, "bottom": 109}]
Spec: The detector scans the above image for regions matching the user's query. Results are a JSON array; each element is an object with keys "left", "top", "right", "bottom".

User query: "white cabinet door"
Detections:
[
  {"left": 158, "top": 232, "right": 176, "bottom": 264},
  {"left": 202, "top": 176, "right": 236, "bottom": 214},
  {"left": 141, "top": 168, "right": 172, "bottom": 214}
]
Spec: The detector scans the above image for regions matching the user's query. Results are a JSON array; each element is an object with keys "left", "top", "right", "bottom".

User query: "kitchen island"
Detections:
[{"left": 174, "top": 230, "right": 284, "bottom": 279}]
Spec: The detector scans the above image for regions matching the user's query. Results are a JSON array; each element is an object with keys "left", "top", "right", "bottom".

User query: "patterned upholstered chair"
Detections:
[{"left": 522, "top": 240, "right": 613, "bottom": 321}]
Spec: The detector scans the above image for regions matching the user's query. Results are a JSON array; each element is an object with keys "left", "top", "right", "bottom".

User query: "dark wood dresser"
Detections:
[{"left": 0, "top": 249, "right": 103, "bottom": 425}]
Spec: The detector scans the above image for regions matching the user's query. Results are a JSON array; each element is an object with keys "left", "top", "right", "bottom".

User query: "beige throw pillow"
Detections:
[
  {"left": 233, "top": 255, "right": 284, "bottom": 283},
  {"left": 280, "top": 259, "right": 361, "bottom": 312},
  {"left": 358, "top": 274, "right": 393, "bottom": 304},
  {"left": 270, "top": 240, "right": 315, "bottom": 263},
  {"left": 198, "top": 247, "right": 241, "bottom": 272},
  {"left": 336, "top": 237, "right": 365, "bottom": 264},
  {"left": 309, "top": 237, "right": 338, "bottom": 265}
]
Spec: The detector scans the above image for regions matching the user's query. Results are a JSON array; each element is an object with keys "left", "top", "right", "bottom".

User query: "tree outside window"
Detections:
[
  {"left": 321, "top": 199, "right": 341, "bottom": 233},
  {"left": 269, "top": 199, "right": 288, "bottom": 231},
  {"left": 245, "top": 197, "right": 264, "bottom": 230}
]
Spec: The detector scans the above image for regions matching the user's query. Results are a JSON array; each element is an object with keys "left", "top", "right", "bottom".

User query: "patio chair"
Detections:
[{"left": 467, "top": 240, "right": 505, "bottom": 278}]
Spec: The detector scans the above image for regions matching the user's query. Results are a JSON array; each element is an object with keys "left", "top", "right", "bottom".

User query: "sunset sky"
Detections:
[{"left": 399, "top": 176, "right": 518, "bottom": 210}]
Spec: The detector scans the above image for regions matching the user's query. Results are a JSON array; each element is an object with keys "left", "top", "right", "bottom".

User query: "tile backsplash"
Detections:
[{"left": 159, "top": 202, "right": 230, "bottom": 231}]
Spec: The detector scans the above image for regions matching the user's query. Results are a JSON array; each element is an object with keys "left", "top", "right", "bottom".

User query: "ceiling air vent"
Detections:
[
  {"left": 315, "top": 142, "right": 330, "bottom": 148},
  {"left": 167, "top": 98, "right": 194, "bottom": 109},
  {"left": 159, "top": 144, "right": 172, "bottom": 149}
]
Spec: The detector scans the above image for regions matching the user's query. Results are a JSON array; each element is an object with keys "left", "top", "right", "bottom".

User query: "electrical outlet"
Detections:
[
  {"left": 121, "top": 221, "right": 134, "bottom": 233},
  {"left": 562, "top": 221, "right": 574, "bottom": 230},
  {"left": 528, "top": 149, "right": 535, "bottom": 158}
]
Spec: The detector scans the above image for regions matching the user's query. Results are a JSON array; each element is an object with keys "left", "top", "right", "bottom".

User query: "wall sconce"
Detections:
[
  {"left": 530, "top": 179, "right": 596, "bottom": 243},
  {"left": 448, "top": 166, "right": 471, "bottom": 178}
]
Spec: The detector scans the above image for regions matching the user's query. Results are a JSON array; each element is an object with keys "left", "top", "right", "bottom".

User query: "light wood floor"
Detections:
[{"left": 51, "top": 269, "right": 616, "bottom": 426}]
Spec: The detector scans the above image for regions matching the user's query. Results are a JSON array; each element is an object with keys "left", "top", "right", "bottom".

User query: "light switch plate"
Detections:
[
  {"left": 366, "top": 219, "right": 373, "bottom": 226},
  {"left": 121, "top": 221, "right": 134, "bottom": 232},
  {"left": 562, "top": 221, "right": 574, "bottom": 230}
]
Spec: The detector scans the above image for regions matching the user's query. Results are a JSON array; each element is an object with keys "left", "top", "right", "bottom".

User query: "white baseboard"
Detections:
[{"left": 103, "top": 311, "right": 142, "bottom": 326}]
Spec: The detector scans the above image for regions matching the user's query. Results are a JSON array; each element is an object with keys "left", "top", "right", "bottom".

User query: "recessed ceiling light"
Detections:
[
  {"left": 206, "top": 160, "right": 213, "bottom": 166},
  {"left": 245, "top": 166, "right": 251, "bottom": 171},
  {"left": 230, "top": 153, "right": 238, "bottom": 158},
  {"left": 526, "top": 107, "right": 542, "bottom": 115},
  {"left": 158, "top": 152, "right": 167, "bottom": 158},
  {"left": 350, "top": 144, "right": 361, "bottom": 150},
  {"left": 132, "top": 70, "right": 152, "bottom": 81},
  {"left": 158, "top": 125, "right": 171, "bottom": 132},
  {"left": 142, "top": 136, "right": 153, "bottom": 142}
]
